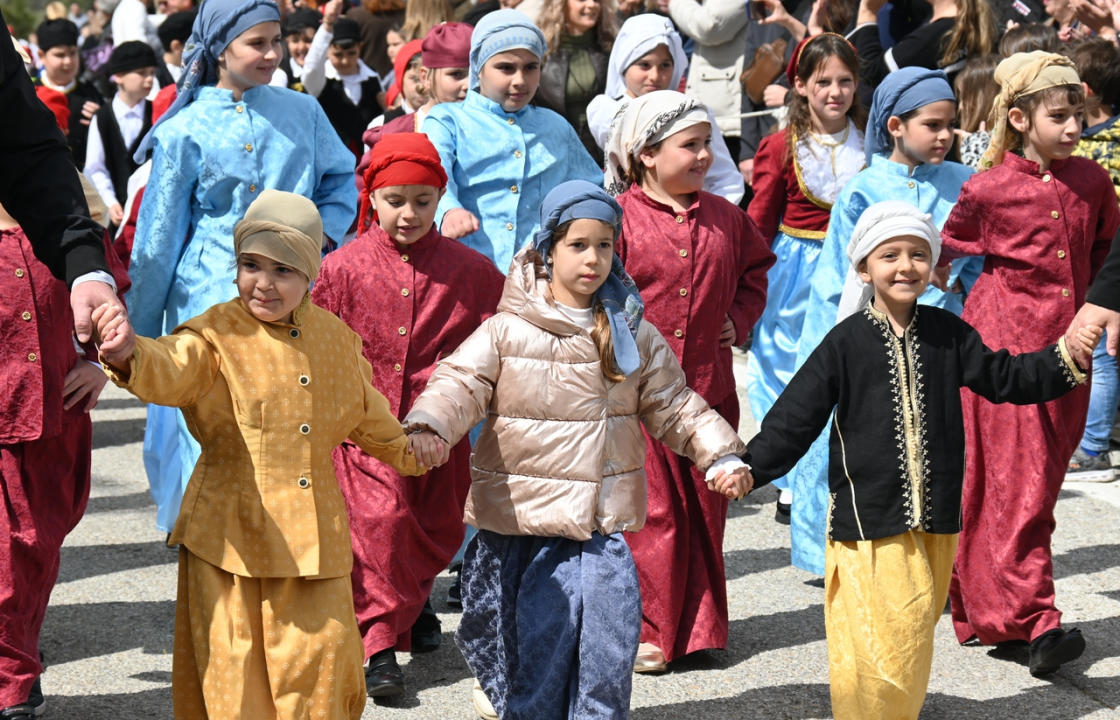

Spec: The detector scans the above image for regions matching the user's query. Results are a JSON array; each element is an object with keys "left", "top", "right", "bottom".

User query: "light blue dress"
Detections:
[
  {"left": 422, "top": 90, "right": 603, "bottom": 272},
  {"left": 129, "top": 84, "right": 357, "bottom": 532},
  {"left": 786, "top": 154, "right": 982, "bottom": 575}
]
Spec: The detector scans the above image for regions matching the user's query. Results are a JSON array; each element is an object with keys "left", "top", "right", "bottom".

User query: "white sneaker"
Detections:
[{"left": 473, "top": 679, "right": 498, "bottom": 720}]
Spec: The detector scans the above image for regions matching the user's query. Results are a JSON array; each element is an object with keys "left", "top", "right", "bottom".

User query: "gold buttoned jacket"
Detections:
[{"left": 108, "top": 299, "right": 420, "bottom": 578}]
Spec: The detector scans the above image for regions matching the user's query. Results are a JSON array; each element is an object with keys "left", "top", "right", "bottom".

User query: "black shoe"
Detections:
[
  {"left": 774, "top": 499, "right": 791, "bottom": 525},
  {"left": 1029, "top": 627, "right": 1085, "bottom": 677},
  {"left": 447, "top": 565, "right": 462, "bottom": 609},
  {"left": 365, "top": 649, "right": 405, "bottom": 698},
  {"left": 410, "top": 599, "right": 442, "bottom": 653},
  {"left": 26, "top": 677, "right": 43, "bottom": 716},
  {"left": 0, "top": 705, "right": 37, "bottom": 719}
]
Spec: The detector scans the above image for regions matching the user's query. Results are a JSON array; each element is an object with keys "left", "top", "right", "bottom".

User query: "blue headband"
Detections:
[
  {"left": 468, "top": 9, "right": 546, "bottom": 90},
  {"left": 865, "top": 67, "right": 955, "bottom": 164},
  {"left": 533, "top": 180, "right": 645, "bottom": 377},
  {"left": 134, "top": 0, "right": 281, "bottom": 162}
]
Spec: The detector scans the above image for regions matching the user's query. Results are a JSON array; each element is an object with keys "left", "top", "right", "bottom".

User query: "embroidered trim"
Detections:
[
  {"left": 903, "top": 321, "right": 932, "bottom": 530},
  {"left": 778, "top": 223, "right": 826, "bottom": 240},
  {"left": 1056, "top": 337, "right": 1087, "bottom": 386},
  {"left": 791, "top": 124, "right": 865, "bottom": 210},
  {"left": 833, "top": 410, "right": 865, "bottom": 541}
]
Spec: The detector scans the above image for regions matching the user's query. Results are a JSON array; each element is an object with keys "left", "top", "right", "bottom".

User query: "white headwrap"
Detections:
[
  {"left": 605, "top": 14, "right": 688, "bottom": 100},
  {"left": 836, "top": 201, "right": 941, "bottom": 322},
  {"left": 603, "top": 90, "right": 711, "bottom": 195}
]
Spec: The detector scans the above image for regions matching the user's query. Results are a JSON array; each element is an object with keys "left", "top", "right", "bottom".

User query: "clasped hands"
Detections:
[
  {"left": 410, "top": 429, "right": 451, "bottom": 470},
  {"left": 707, "top": 466, "right": 755, "bottom": 501}
]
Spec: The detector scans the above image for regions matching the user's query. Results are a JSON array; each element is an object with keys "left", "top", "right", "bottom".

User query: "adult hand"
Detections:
[
  {"left": 857, "top": 0, "right": 888, "bottom": 25},
  {"left": 1067, "top": 302, "right": 1120, "bottom": 356},
  {"left": 719, "top": 314, "right": 737, "bottom": 347},
  {"left": 762, "top": 83, "right": 788, "bottom": 108},
  {"left": 62, "top": 361, "right": 109, "bottom": 412},
  {"left": 708, "top": 467, "right": 754, "bottom": 500},
  {"left": 72, "top": 280, "right": 123, "bottom": 344},
  {"left": 1069, "top": 0, "right": 1111, "bottom": 32},
  {"left": 807, "top": 0, "right": 826, "bottom": 35},
  {"left": 409, "top": 430, "right": 450, "bottom": 469},
  {"left": 739, "top": 158, "right": 754, "bottom": 185},
  {"left": 80, "top": 100, "right": 100, "bottom": 126},
  {"left": 92, "top": 301, "right": 136, "bottom": 369},
  {"left": 441, "top": 208, "right": 480, "bottom": 239}
]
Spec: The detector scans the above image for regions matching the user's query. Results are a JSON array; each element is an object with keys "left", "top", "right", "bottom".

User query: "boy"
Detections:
[
  {"left": 155, "top": 8, "right": 196, "bottom": 87},
  {"left": 85, "top": 41, "right": 157, "bottom": 228},
  {"left": 743, "top": 201, "right": 1096, "bottom": 720},
  {"left": 279, "top": 7, "right": 321, "bottom": 92},
  {"left": 31, "top": 18, "right": 104, "bottom": 169},
  {"left": 312, "top": 133, "right": 504, "bottom": 698}
]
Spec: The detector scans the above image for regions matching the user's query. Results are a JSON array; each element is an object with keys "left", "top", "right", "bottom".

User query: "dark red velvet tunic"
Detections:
[
  {"left": 312, "top": 225, "right": 503, "bottom": 657},
  {"left": 747, "top": 129, "right": 833, "bottom": 242},
  {"left": 941, "top": 154, "right": 1120, "bottom": 644},
  {"left": 615, "top": 185, "right": 774, "bottom": 661}
]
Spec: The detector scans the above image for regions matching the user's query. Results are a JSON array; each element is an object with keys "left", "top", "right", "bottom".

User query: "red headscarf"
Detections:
[
  {"left": 35, "top": 85, "right": 70, "bottom": 135},
  {"left": 386, "top": 39, "right": 424, "bottom": 108},
  {"left": 357, "top": 132, "right": 448, "bottom": 233}
]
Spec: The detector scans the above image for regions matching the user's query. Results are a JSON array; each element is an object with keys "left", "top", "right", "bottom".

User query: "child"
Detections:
[
  {"left": 128, "top": 0, "right": 356, "bottom": 539},
  {"left": 279, "top": 7, "right": 322, "bottom": 92},
  {"left": 85, "top": 41, "right": 157, "bottom": 228},
  {"left": 0, "top": 203, "right": 111, "bottom": 718},
  {"left": 604, "top": 90, "right": 775, "bottom": 671},
  {"left": 585, "top": 13, "right": 745, "bottom": 204},
  {"left": 745, "top": 32, "right": 865, "bottom": 526},
  {"left": 155, "top": 8, "right": 196, "bottom": 87},
  {"left": 31, "top": 18, "right": 103, "bottom": 169},
  {"left": 1064, "top": 37, "right": 1120, "bottom": 482},
  {"left": 312, "top": 133, "right": 504, "bottom": 698},
  {"left": 744, "top": 200, "right": 1096, "bottom": 720},
  {"left": 95, "top": 190, "right": 427, "bottom": 719},
  {"left": 786, "top": 66, "right": 980, "bottom": 576},
  {"left": 952, "top": 54, "right": 999, "bottom": 170},
  {"left": 422, "top": 9, "right": 602, "bottom": 272},
  {"left": 378, "top": 38, "right": 426, "bottom": 124},
  {"left": 404, "top": 180, "right": 752, "bottom": 719},
  {"left": 942, "top": 51, "right": 1120, "bottom": 675}
]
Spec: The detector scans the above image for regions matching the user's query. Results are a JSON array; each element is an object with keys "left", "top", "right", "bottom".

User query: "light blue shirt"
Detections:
[
  {"left": 423, "top": 90, "right": 603, "bottom": 272},
  {"left": 129, "top": 85, "right": 356, "bottom": 337}
]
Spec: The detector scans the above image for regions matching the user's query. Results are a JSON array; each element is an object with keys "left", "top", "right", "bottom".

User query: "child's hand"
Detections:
[
  {"left": 719, "top": 314, "right": 737, "bottom": 348},
  {"left": 63, "top": 361, "right": 109, "bottom": 412},
  {"left": 323, "top": 0, "right": 343, "bottom": 27},
  {"left": 1073, "top": 323, "right": 1104, "bottom": 366},
  {"left": 109, "top": 203, "right": 124, "bottom": 226},
  {"left": 708, "top": 467, "right": 754, "bottom": 500},
  {"left": 441, "top": 208, "right": 480, "bottom": 239},
  {"left": 409, "top": 430, "right": 450, "bottom": 469},
  {"left": 929, "top": 263, "right": 951, "bottom": 291},
  {"left": 92, "top": 301, "right": 136, "bottom": 370}
]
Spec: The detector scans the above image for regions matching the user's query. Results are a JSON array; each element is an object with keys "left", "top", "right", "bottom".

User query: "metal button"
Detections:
[
  {"left": 236, "top": 105, "right": 244, "bottom": 113},
  {"left": 673, "top": 329, "right": 683, "bottom": 338},
  {"left": 1061, "top": 288, "right": 1070, "bottom": 297},
  {"left": 244, "top": 143, "right": 253, "bottom": 152},
  {"left": 393, "top": 363, "right": 402, "bottom": 372},
  {"left": 289, "top": 328, "right": 300, "bottom": 339},
  {"left": 679, "top": 288, "right": 688, "bottom": 296},
  {"left": 514, "top": 150, "right": 522, "bottom": 158},
  {"left": 679, "top": 249, "right": 688, "bottom": 257},
  {"left": 674, "top": 216, "right": 684, "bottom": 224},
  {"left": 401, "top": 254, "right": 410, "bottom": 262},
  {"left": 27, "top": 352, "right": 36, "bottom": 362},
  {"left": 507, "top": 117, "right": 515, "bottom": 125},
  {"left": 299, "top": 423, "right": 310, "bottom": 435},
  {"left": 249, "top": 184, "right": 257, "bottom": 192},
  {"left": 1042, "top": 174, "right": 1051, "bottom": 182},
  {"left": 506, "top": 222, "right": 514, "bottom": 231},
  {"left": 398, "top": 326, "right": 407, "bottom": 336},
  {"left": 298, "top": 476, "right": 310, "bottom": 488},
  {"left": 1057, "top": 250, "right": 1066, "bottom": 259},
  {"left": 298, "top": 374, "right": 310, "bottom": 386},
  {"left": 510, "top": 185, "right": 519, "bottom": 193},
  {"left": 1051, "top": 210, "right": 1060, "bottom": 219},
  {"left": 14, "top": 268, "right": 25, "bottom": 278},
  {"left": 401, "top": 288, "right": 409, "bottom": 297},
  {"left": 907, "top": 181, "right": 915, "bottom": 189},
  {"left": 21, "top": 311, "right": 32, "bottom": 321}
]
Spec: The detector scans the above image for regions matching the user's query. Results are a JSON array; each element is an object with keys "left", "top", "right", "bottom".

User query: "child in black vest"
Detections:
[{"left": 84, "top": 41, "right": 156, "bottom": 228}]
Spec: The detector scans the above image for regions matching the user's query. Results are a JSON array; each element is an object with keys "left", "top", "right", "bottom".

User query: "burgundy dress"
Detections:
[
  {"left": 312, "top": 225, "right": 503, "bottom": 658},
  {"left": 940, "top": 153, "right": 1119, "bottom": 644},
  {"left": 615, "top": 185, "right": 774, "bottom": 661}
]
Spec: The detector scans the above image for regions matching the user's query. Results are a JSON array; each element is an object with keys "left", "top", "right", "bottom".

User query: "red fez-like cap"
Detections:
[
  {"left": 421, "top": 22, "right": 472, "bottom": 69},
  {"left": 357, "top": 132, "right": 448, "bottom": 233}
]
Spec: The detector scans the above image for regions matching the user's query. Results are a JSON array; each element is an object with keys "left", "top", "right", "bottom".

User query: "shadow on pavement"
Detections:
[
  {"left": 92, "top": 417, "right": 146, "bottom": 450},
  {"left": 57, "top": 541, "right": 176, "bottom": 584},
  {"left": 41, "top": 600, "right": 175, "bottom": 665},
  {"left": 1053, "top": 543, "right": 1120, "bottom": 580},
  {"left": 83, "top": 491, "right": 155, "bottom": 514},
  {"left": 725, "top": 547, "right": 796, "bottom": 581},
  {"left": 728, "top": 604, "right": 826, "bottom": 659},
  {"left": 631, "top": 682, "right": 831, "bottom": 719},
  {"left": 43, "top": 687, "right": 172, "bottom": 720}
]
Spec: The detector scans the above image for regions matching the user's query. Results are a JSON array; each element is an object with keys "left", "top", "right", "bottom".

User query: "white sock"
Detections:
[{"left": 779, "top": 489, "right": 793, "bottom": 504}]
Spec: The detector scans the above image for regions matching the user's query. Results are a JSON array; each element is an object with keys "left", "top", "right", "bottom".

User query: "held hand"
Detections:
[
  {"left": 92, "top": 301, "right": 136, "bottom": 369},
  {"left": 929, "top": 263, "right": 951, "bottom": 292},
  {"left": 409, "top": 431, "right": 450, "bottom": 469},
  {"left": 71, "top": 280, "right": 121, "bottom": 343},
  {"left": 81, "top": 101, "right": 100, "bottom": 126},
  {"left": 708, "top": 467, "right": 754, "bottom": 500},
  {"left": 441, "top": 208, "right": 480, "bottom": 240},
  {"left": 719, "top": 314, "right": 737, "bottom": 348},
  {"left": 1067, "top": 302, "right": 1120, "bottom": 357},
  {"left": 762, "top": 83, "right": 788, "bottom": 108},
  {"left": 739, "top": 158, "right": 754, "bottom": 186},
  {"left": 109, "top": 203, "right": 125, "bottom": 226},
  {"left": 62, "top": 361, "right": 109, "bottom": 412},
  {"left": 1077, "top": 324, "right": 1104, "bottom": 356}
]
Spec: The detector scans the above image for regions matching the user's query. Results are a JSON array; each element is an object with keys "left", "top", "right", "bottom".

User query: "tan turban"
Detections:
[
  {"left": 233, "top": 190, "right": 323, "bottom": 282},
  {"left": 981, "top": 51, "right": 1081, "bottom": 170}
]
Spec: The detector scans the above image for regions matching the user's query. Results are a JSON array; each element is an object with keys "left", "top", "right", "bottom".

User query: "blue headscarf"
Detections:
[
  {"left": 134, "top": 0, "right": 281, "bottom": 161},
  {"left": 533, "top": 180, "right": 645, "bottom": 377},
  {"left": 865, "top": 67, "right": 955, "bottom": 164},
  {"left": 468, "top": 9, "right": 546, "bottom": 90}
]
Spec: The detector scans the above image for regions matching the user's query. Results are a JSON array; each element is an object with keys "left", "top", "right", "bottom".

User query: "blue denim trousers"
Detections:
[{"left": 1081, "top": 331, "right": 1119, "bottom": 453}]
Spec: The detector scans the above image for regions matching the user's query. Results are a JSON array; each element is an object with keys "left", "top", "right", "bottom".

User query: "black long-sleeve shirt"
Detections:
[{"left": 746, "top": 303, "right": 1084, "bottom": 542}]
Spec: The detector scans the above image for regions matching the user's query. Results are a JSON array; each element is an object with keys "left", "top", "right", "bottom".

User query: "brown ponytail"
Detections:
[{"left": 592, "top": 303, "right": 626, "bottom": 383}]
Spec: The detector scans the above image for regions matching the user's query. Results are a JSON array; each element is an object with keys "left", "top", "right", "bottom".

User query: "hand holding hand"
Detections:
[
  {"left": 708, "top": 467, "right": 754, "bottom": 500},
  {"left": 441, "top": 208, "right": 480, "bottom": 240},
  {"left": 92, "top": 301, "right": 136, "bottom": 369},
  {"left": 719, "top": 314, "right": 737, "bottom": 348},
  {"left": 409, "top": 430, "right": 450, "bottom": 469},
  {"left": 63, "top": 361, "right": 109, "bottom": 412},
  {"left": 1067, "top": 302, "right": 1120, "bottom": 360},
  {"left": 72, "top": 281, "right": 122, "bottom": 343}
]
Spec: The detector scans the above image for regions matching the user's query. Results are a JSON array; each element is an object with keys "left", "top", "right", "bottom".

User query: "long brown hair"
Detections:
[
  {"left": 783, "top": 34, "right": 867, "bottom": 164},
  {"left": 538, "top": 0, "right": 620, "bottom": 57},
  {"left": 400, "top": 0, "right": 453, "bottom": 42},
  {"left": 940, "top": 0, "right": 996, "bottom": 67},
  {"left": 953, "top": 54, "right": 999, "bottom": 133}
]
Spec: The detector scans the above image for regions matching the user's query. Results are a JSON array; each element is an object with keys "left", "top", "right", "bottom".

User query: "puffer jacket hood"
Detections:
[{"left": 496, "top": 245, "right": 583, "bottom": 337}]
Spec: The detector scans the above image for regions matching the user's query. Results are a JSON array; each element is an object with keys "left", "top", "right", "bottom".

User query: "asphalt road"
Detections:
[{"left": 37, "top": 352, "right": 1120, "bottom": 719}]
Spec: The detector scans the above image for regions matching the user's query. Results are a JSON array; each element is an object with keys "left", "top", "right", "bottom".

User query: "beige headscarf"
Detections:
[
  {"left": 981, "top": 51, "right": 1081, "bottom": 170},
  {"left": 603, "top": 90, "right": 711, "bottom": 195},
  {"left": 233, "top": 190, "right": 323, "bottom": 282}
]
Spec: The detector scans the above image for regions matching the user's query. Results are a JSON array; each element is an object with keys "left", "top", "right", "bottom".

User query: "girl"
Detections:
[
  {"left": 604, "top": 90, "right": 775, "bottom": 671},
  {"left": 746, "top": 200, "right": 1093, "bottom": 720},
  {"left": 951, "top": 54, "right": 999, "bottom": 169},
  {"left": 422, "top": 9, "right": 602, "bottom": 273},
  {"left": 585, "top": 13, "right": 745, "bottom": 204},
  {"left": 95, "top": 191, "right": 426, "bottom": 719},
  {"left": 312, "top": 133, "right": 504, "bottom": 698},
  {"left": 942, "top": 51, "right": 1120, "bottom": 676},
  {"left": 126, "top": 0, "right": 356, "bottom": 537},
  {"left": 404, "top": 180, "right": 751, "bottom": 719},
  {"left": 787, "top": 66, "right": 979, "bottom": 576},
  {"left": 745, "top": 33, "right": 865, "bottom": 526}
]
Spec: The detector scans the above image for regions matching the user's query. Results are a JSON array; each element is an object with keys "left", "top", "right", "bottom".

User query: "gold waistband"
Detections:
[{"left": 779, "top": 224, "right": 826, "bottom": 240}]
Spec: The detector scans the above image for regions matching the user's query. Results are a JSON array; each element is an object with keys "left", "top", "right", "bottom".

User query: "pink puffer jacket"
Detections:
[{"left": 404, "top": 248, "right": 747, "bottom": 541}]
